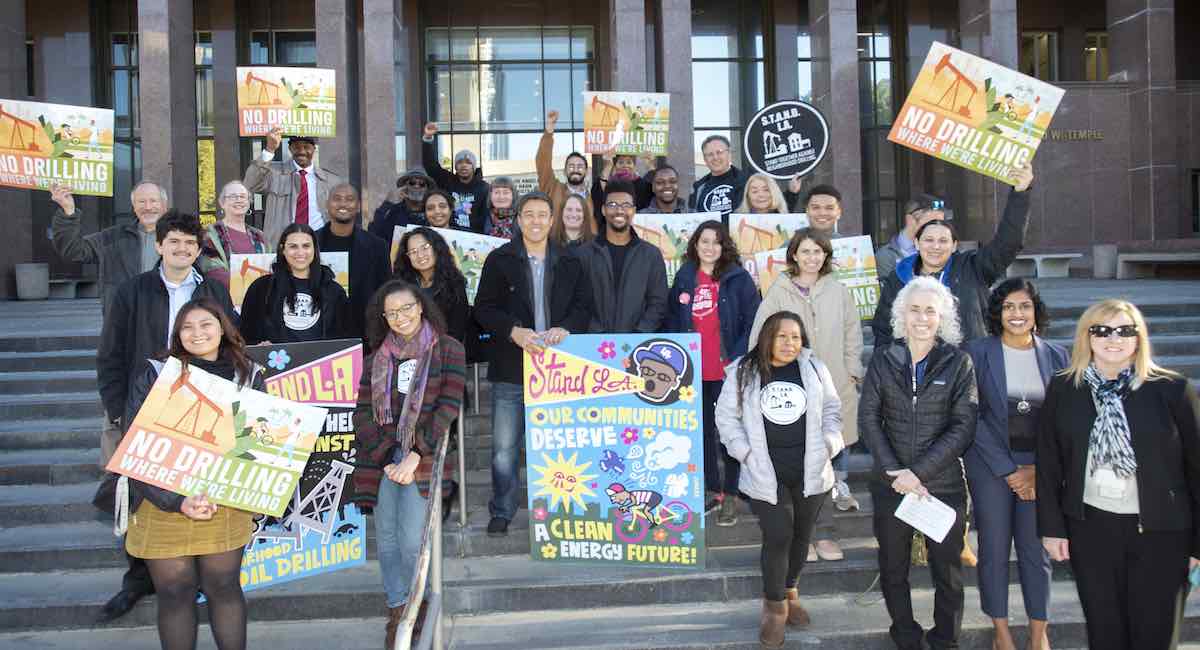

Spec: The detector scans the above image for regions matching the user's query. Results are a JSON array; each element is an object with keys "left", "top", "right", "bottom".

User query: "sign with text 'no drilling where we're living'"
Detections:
[{"left": 742, "top": 100, "right": 830, "bottom": 180}]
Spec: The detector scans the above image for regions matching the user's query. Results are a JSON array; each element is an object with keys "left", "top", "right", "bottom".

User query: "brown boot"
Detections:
[
  {"left": 384, "top": 605, "right": 405, "bottom": 649},
  {"left": 759, "top": 598, "right": 788, "bottom": 648},
  {"left": 783, "top": 587, "right": 811, "bottom": 627}
]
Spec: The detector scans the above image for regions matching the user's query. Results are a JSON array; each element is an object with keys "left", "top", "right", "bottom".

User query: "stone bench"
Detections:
[
  {"left": 1116, "top": 252, "right": 1200, "bottom": 279},
  {"left": 48, "top": 279, "right": 99, "bottom": 299},
  {"left": 1007, "top": 253, "right": 1082, "bottom": 278}
]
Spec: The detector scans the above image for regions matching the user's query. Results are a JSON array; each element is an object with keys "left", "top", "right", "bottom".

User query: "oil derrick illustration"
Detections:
[
  {"left": 736, "top": 219, "right": 777, "bottom": 254},
  {"left": 156, "top": 371, "right": 224, "bottom": 446},
  {"left": 254, "top": 459, "right": 353, "bottom": 550},
  {"left": 0, "top": 104, "right": 41, "bottom": 152},
  {"left": 930, "top": 52, "right": 977, "bottom": 118},
  {"left": 590, "top": 95, "right": 623, "bottom": 127},
  {"left": 244, "top": 71, "right": 283, "bottom": 105},
  {"left": 239, "top": 257, "right": 270, "bottom": 278}
]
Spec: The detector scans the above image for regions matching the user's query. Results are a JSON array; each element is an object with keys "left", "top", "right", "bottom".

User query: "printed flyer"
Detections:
[
  {"left": 753, "top": 235, "right": 880, "bottom": 320},
  {"left": 632, "top": 213, "right": 720, "bottom": 284},
  {"left": 0, "top": 98, "right": 114, "bottom": 196},
  {"left": 524, "top": 333, "right": 705, "bottom": 568},
  {"left": 887, "top": 42, "right": 1064, "bottom": 184},
  {"left": 237, "top": 67, "right": 337, "bottom": 137},
  {"left": 106, "top": 357, "right": 328, "bottom": 518},
  {"left": 239, "top": 339, "right": 366, "bottom": 592},
  {"left": 390, "top": 225, "right": 508, "bottom": 304},
  {"left": 583, "top": 91, "right": 670, "bottom": 156},
  {"left": 229, "top": 252, "right": 350, "bottom": 310}
]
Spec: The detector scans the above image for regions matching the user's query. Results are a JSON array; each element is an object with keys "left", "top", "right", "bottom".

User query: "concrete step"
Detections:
[
  {"left": 0, "top": 447, "right": 99, "bottom": 485},
  {"left": 0, "top": 392, "right": 105, "bottom": 420},
  {"left": 0, "top": 334, "right": 100, "bottom": 354},
  {"left": 0, "top": 617, "right": 394, "bottom": 650},
  {"left": 0, "top": 369, "right": 99, "bottom": 395},
  {"left": 0, "top": 349, "right": 97, "bottom": 372},
  {"left": 0, "top": 417, "right": 103, "bottom": 450}
]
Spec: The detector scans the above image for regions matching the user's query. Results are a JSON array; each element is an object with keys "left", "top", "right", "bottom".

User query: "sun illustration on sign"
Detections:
[{"left": 530, "top": 451, "right": 598, "bottom": 513}]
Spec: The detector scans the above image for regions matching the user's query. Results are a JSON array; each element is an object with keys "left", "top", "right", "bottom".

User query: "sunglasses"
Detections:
[{"left": 1088, "top": 324, "right": 1138, "bottom": 339}]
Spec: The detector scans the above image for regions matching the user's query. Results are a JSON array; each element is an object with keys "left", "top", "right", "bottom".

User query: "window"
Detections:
[
  {"left": 1085, "top": 31, "right": 1109, "bottom": 82},
  {"left": 101, "top": 0, "right": 141, "bottom": 222},
  {"left": 858, "top": 0, "right": 899, "bottom": 243},
  {"left": 692, "top": 0, "right": 766, "bottom": 178},
  {"left": 196, "top": 29, "right": 216, "bottom": 224},
  {"left": 797, "top": 2, "right": 812, "bottom": 103},
  {"left": 1020, "top": 31, "right": 1059, "bottom": 82}
]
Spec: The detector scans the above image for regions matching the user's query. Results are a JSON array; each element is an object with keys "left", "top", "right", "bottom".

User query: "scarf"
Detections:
[
  {"left": 490, "top": 207, "right": 517, "bottom": 240},
  {"left": 371, "top": 320, "right": 437, "bottom": 453},
  {"left": 1083, "top": 364, "right": 1138, "bottom": 478}
]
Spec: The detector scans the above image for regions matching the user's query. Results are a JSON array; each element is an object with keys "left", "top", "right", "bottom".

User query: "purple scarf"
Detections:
[{"left": 371, "top": 320, "right": 437, "bottom": 452}]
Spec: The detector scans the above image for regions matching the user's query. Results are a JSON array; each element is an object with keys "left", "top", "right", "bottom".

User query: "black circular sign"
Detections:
[{"left": 742, "top": 100, "right": 830, "bottom": 179}]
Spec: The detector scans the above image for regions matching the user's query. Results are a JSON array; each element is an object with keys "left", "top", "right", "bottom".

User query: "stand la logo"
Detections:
[{"left": 743, "top": 100, "right": 830, "bottom": 179}]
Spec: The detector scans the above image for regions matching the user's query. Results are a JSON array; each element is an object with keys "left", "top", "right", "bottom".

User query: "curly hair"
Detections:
[
  {"left": 155, "top": 210, "right": 205, "bottom": 243},
  {"left": 392, "top": 227, "right": 467, "bottom": 309},
  {"left": 985, "top": 277, "right": 1050, "bottom": 337},
  {"left": 890, "top": 276, "right": 963, "bottom": 346},
  {"left": 364, "top": 279, "right": 448, "bottom": 352},
  {"left": 684, "top": 220, "right": 741, "bottom": 279}
]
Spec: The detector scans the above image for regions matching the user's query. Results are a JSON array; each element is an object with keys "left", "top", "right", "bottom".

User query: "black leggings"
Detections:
[
  {"left": 146, "top": 548, "right": 247, "bottom": 650},
  {"left": 748, "top": 482, "right": 826, "bottom": 601}
]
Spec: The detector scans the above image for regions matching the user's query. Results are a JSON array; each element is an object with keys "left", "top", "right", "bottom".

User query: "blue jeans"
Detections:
[
  {"left": 489, "top": 381, "right": 525, "bottom": 521},
  {"left": 376, "top": 477, "right": 427, "bottom": 608},
  {"left": 831, "top": 448, "right": 849, "bottom": 481}
]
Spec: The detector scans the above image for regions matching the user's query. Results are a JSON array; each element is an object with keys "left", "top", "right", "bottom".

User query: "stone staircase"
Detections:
[{"left": 1, "top": 280, "right": 1199, "bottom": 648}]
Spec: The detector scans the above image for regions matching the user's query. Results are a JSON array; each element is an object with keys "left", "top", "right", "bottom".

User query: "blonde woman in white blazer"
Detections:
[{"left": 716, "top": 311, "right": 843, "bottom": 649}]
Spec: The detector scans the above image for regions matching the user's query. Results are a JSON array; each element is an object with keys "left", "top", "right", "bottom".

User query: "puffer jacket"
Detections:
[{"left": 858, "top": 339, "right": 978, "bottom": 495}]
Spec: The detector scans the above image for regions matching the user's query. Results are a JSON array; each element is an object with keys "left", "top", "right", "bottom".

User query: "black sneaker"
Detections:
[
  {"left": 487, "top": 516, "right": 509, "bottom": 537},
  {"left": 704, "top": 491, "right": 722, "bottom": 515}
]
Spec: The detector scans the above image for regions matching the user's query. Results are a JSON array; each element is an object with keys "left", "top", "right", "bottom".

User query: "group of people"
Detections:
[{"left": 45, "top": 110, "right": 1200, "bottom": 650}]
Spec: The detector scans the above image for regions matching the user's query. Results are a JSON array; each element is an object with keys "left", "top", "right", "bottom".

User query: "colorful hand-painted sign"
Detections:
[
  {"left": 887, "top": 42, "right": 1064, "bottom": 185},
  {"left": 0, "top": 98, "right": 114, "bottom": 196},
  {"left": 390, "top": 225, "right": 507, "bottom": 304},
  {"left": 236, "top": 67, "right": 337, "bottom": 137},
  {"left": 753, "top": 235, "right": 881, "bottom": 320},
  {"left": 229, "top": 252, "right": 350, "bottom": 310},
  {"left": 238, "top": 340, "right": 366, "bottom": 592},
  {"left": 743, "top": 100, "right": 830, "bottom": 179},
  {"left": 583, "top": 91, "right": 671, "bottom": 156},
  {"left": 728, "top": 213, "right": 810, "bottom": 288},
  {"left": 632, "top": 213, "right": 720, "bottom": 284},
  {"left": 106, "top": 357, "right": 328, "bottom": 517},
  {"left": 523, "top": 333, "right": 705, "bottom": 568}
]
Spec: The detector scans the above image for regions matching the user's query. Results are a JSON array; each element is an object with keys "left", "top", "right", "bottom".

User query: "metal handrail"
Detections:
[{"left": 394, "top": 404, "right": 460, "bottom": 650}]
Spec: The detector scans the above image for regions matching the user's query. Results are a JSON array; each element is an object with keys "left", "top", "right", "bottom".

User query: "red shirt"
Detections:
[{"left": 691, "top": 270, "right": 724, "bottom": 381}]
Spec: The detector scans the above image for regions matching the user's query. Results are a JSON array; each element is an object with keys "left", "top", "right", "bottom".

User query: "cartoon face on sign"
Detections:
[{"left": 631, "top": 339, "right": 693, "bottom": 405}]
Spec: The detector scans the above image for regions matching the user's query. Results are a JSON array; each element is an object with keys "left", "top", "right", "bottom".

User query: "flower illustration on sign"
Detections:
[
  {"left": 621, "top": 427, "right": 639, "bottom": 445},
  {"left": 597, "top": 340, "right": 616, "bottom": 359},
  {"left": 533, "top": 506, "right": 548, "bottom": 521},
  {"left": 540, "top": 543, "right": 558, "bottom": 559},
  {"left": 678, "top": 385, "right": 696, "bottom": 403},
  {"left": 653, "top": 528, "right": 668, "bottom": 542},
  {"left": 267, "top": 349, "right": 291, "bottom": 370},
  {"left": 681, "top": 531, "right": 695, "bottom": 545},
  {"left": 643, "top": 427, "right": 657, "bottom": 440}
]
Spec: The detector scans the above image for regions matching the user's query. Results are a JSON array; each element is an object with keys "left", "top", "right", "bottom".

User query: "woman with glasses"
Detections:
[
  {"left": 1038, "top": 299, "right": 1200, "bottom": 650},
  {"left": 238, "top": 223, "right": 348, "bottom": 344},
  {"left": 350, "top": 279, "right": 465, "bottom": 648},
  {"left": 199, "top": 180, "right": 272, "bottom": 288},
  {"left": 392, "top": 227, "right": 469, "bottom": 344}
]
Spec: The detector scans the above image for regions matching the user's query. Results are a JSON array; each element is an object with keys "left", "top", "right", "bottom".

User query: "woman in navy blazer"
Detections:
[{"left": 963, "top": 278, "right": 1068, "bottom": 650}]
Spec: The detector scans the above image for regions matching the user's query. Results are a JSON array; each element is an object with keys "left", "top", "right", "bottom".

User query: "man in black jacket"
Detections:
[
  {"left": 473, "top": 192, "right": 592, "bottom": 536},
  {"left": 689, "top": 135, "right": 746, "bottom": 218},
  {"left": 422, "top": 122, "right": 490, "bottom": 232},
  {"left": 573, "top": 180, "right": 668, "bottom": 333},
  {"left": 95, "top": 211, "right": 237, "bottom": 622},
  {"left": 369, "top": 168, "right": 435, "bottom": 239},
  {"left": 316, "top": 183, "right": 392, "bottom": 340}
]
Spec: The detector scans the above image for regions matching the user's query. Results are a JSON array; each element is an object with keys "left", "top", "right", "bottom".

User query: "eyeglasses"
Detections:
[
  {"left": 638, "top": 366, "right": 674, "bottom": 383},
  {"left": 405, "top": 179, "right": 428, "bottom": 187},
  {"left": 604, "top": 201, "right": 635, "bottom": 212},
  {"left": 703, "top": 149, "right": 729, "bottom": 159},
  {"left": 223, "top": 193, "right": 250, "bottom": 201},
  {"left": 406, "top": 243, "right": 433, "bottom": 257},
  {"left": 1088, "top": 324, "right": 1138, "bottom": 339},
  {"left": 383, "top": 303, "right": 420, "bottom": 320}
]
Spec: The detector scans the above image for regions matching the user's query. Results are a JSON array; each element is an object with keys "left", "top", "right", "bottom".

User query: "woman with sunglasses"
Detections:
[{"left": 1038, "top": 299, "right": 1200, "bottom": 650}]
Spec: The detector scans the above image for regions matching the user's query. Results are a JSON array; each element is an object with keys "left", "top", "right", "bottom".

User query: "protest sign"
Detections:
[
  {"left": 390, "top": 226, "right": 507, "bottom": 304},
  {"left": 583, "top": 92, "right": 670, "bottom": 156},
  {"left": 238, "top": 340, "right": 366, "bottom": 592},
  {"left": 237, "top": 67, "right": 337, "bottom": 138},
  {"left": 632, "top": 213, "right": 720, "bottom": 283},
  {"left": 524, "top": 333, "right": 705, "bottom": 568},
  {"left": 0, "top": 99, "right": 114, "bottom": 196},
  {"left": 728, "top": 213, "right": 809, "bottom": 285},
  {"left": 229, "top": 252, "right": 349, "bottom": 310},
  {"left": 752, "top": 235, "right": 880, "bottom": 320},
  {"left": 887, "top": 42, "right": 1064, "bottom": 184},
  {"left": 106, "top": 357, "right": 328, "bottom": 517},
  {"left": 742, "top": 100, "right": 829, "bottom": 179}
]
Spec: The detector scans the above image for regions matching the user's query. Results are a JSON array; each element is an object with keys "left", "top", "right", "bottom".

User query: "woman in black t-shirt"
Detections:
[
  {"left": 239, "top": 223, "right": 348, "bottom": 344},
  {"left": 714, "top": 310, "right": 844, "bottom": 649}
]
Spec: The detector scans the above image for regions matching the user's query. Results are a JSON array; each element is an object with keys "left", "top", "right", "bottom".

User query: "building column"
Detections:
[
  {"left": 359, "top": 0, "right": 401, "bottom": 220},
  {"left": 316, "top": 0, "right": 357, "bottom": 185},
  {"left": 1108, "top": 0, "right": 1179, "bottom": 241},
  {"left": 209, "top": 0, "right": 240, "bottom": 194},
  {"left": 610, "top": 0, "right": 648, "bottom": 91},
  {"left": 138, "top": 0, "right": 198, "bottom": 214},
  {"left": 656, "top": 0, "right": 694, "bottom": 190},
  {"left": 0, "top": 0, "right": 32, "bottom": 298},
  {"left": 809, "top": 0, "right": 863, "bottom": 234},
  {"left": 771, "top": 0, "right": 800, "bottom": 101},
  {"left": 958, "top": 0, "right": 1017, "bottom": 241}
]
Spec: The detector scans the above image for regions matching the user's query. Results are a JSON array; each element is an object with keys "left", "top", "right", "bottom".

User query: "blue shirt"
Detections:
[{"left": 160, "top": 266, "right": 202, "bottom": 344}]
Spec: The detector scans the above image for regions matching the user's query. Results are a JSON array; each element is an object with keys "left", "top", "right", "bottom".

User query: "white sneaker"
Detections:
[{"left": 833, "top": 480, "right": 859, "bottom": 511}]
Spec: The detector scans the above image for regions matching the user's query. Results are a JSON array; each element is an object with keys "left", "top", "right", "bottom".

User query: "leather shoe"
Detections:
[{"left": 98, "top": 588, "right": 149, "bottom": 622}]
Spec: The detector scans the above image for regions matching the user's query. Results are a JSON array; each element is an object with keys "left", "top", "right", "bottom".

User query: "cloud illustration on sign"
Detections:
[{"left": 643, "top": 430, "right": 691, "bottom": 471}]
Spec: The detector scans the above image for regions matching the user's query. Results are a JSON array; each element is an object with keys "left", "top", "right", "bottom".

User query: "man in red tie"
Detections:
[{"left": 244, "top": 126, "right": 343, "bottom": 245}]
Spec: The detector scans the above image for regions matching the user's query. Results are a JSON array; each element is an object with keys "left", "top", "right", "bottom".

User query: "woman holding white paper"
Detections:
[
  {"left": 1037, "top": 299, "right": 1200, "bottom": 650},
  {"left": 715, "top": 311, "right": 843, "bottom": 649},
  {"left": 122, "top": 297, "right": 266, "bottom": 650},
  {"left": 858, "top": 276, "right": 978, "bottom": 650}
]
